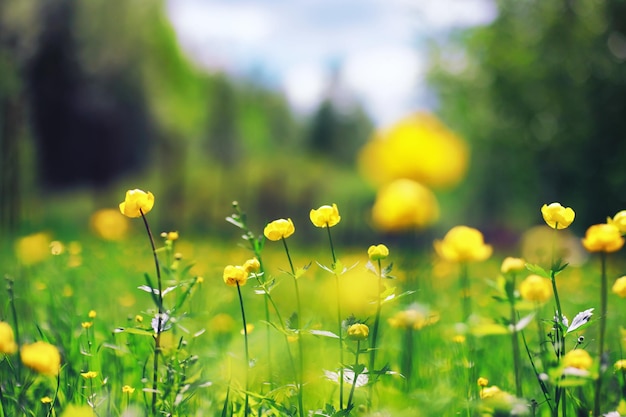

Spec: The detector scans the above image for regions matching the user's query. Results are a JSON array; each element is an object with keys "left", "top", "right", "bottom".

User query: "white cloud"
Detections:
[{"left": 166, "top": 0, "right": 497, "bottom": 125}]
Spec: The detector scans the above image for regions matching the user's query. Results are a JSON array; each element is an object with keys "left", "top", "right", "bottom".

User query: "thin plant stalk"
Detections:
[
  {"left": 593, "top": 252, "right": 608, "bottom": 417},
  {"left": 367, "top": 258, "right": 383, "bottom": 408},
  {"left": 281, "top": 237, "right": 305, "bottom": 417},
  {"left": 324, "top": 225, "right": 344, "bottom": 410},
  {"left": 459, "top": 262, "right": 476, "bottom": 400},
  {"left": 236, "top": 282, "right": 250, "bottom": 417},
  {"left": 548, "top": 226, "right": 566, "bottom": 417},
  {"left": 347, "top": 340, "right": 362, "bottom": 411},
  {"left": 508, "top": 273, "right": 522, "bottom": 397},
  {"left": 140, "top": 209, "right": 163, "bottom": 416}
]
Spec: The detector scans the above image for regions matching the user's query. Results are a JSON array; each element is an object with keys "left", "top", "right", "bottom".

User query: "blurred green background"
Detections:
[{"left": 2, "top": 0, "right": 626, "bottom": 246}]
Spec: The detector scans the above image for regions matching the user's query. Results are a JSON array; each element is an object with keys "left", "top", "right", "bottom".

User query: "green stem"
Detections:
[
  {"left": 281, "top": 238, "right": 305, "bottom": 417},
  {"left": 324, "top": 225, "right": 343, "bottom": 409},
  {"left": 367, "top": 259, "right": 383, "bottom": 409},
  {"left": 509, "top": 274, "right": 522, "bottom": 397},
  {"left": 593, "top": 252, "right": 607, "bottom": 417},
  {"left": 140, "top": 209, "right": 163, "bottom": 417},
  {"left": 347, "top": 340, "right": 361, "bottom": 412},
  {"left": 460, "top": 263, "right": 471, "bottom": 323},
  {"left": 236, "top": 283, "right": 250, "bottom": 417},
  {"left": 6, "top": 277, "right": 21, "bottom": 381}
]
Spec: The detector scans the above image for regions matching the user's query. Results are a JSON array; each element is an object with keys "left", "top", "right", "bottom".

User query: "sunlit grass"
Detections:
[{"left": 2, "top": 200, "right": 626, "bottom": 417}]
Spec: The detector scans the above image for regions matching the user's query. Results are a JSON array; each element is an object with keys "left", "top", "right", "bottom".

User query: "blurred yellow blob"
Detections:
[
  {"left": 371, "top": 179, "right": 439, "bottom": 232},
  {"left": 15, "top": 232, "right": 51, "bottom": 265},
  {"left": 20, "top": 341, "right": 61, "bottom": 376},
  {"left": 60, "top": 405, "right": 96, "bottom": 417},
  {"left": 90, "top": 208, "right": 129, "bottom": 241},
  {"left": 358, "top": 112, "right": 469, "bottom": 189},
  {"left": 210, "top": 313, "right": 235, "bottom": 334}
]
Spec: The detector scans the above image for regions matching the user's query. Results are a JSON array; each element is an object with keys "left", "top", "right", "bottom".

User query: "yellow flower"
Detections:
[
  {"left": 479, "top": 385, "right": 502, "bottom": 400},
  {"left": 368, "top": 244, "right": 389, "bottom": 261},
  {"left": 90, "top": 208, "right": 129, "bottom": 241},
  {"left": 387, "top": 304, "right": 440, "bottom": 330},
  {"left": 81, "top": 371, "right": 98, "bottom": 379},
  {"left": 541, "top": 203, "right": 575, "bottom": 230},
  {"left": 223, "top": 265, "right": 248, "bottom": 287},
  {"left": 41, "top": 396, "right": 53, "bottom": 404},
  {"left": 582, "top": 224, "right": 625, "bottom": 253},
  {"left": 50, "top": 241, "right": 64, "bottom": 255},
  {"left": 371, "top": 179, "right": 439, "bottom": 232},
  {"left": 209, "top": 313, "right": 235, "bottom": 334},
  {"left": 118, "top": 189, "right": 155, "bottom": 218},
  {"left": 135, "top": 315, "right": 143, "bottom": 323},
  {"left": 310, "top": 204, "right": 341, "bottom": 228},
  {"left": 519, "top": 274, "right": 552, "bottom": 303},
  {"left": 477, "top": 377, "right": 489, "bottom": 387},
  {"left": 196, "top": 276, "right": 204, "bottom": 284},
  {"left": 434, "top": 226, "right": 492, "bottom": 263},
  {"left": 167, "top": 231, "right": 179, "bottom": 241},
  {"left": 608, "top": 210, "right": 626, "bottom": 234},
  {"left": 81, "top": 322, "right": 93, "bottom": 329},
  {"left": 614, "top": 359, "right": 626, "bottom": 372},
  {"left": 563, "top": 349, "right": 593, "bottom": 370},
  {"left": 88, "top": 310, "right": 97, "bottom": 318},
  {"left": 20, "top": 341, "right": 61, "bottom": 376},
  {"left": 357, "top": 112, "right": 469, "bottom": 189},
  {"left": 612, "top": 276, "right": 626, "bottom": 298},
  {"left": 500, "top": 257, "right": 526, "bottom": 274},
  {"left": 263, "top": 218, "right": 295, "bottom": 241},
  {"left": 347, "top": 323, "right": 369, "bottom": 341},
  {"left": 60, "top": 404, "right": 96, "bottom": 417},
  {"left": 122, "top": 385, "right": 135, "bottom": 394},
  {"left": 0, "top": 322, "right": 18, "bottom": 354},
  {"left": 15, "top": 232, "right": 51, "bottom": 265},
  {"left": 243, "top": 258, "right": 261, "bottom": 273}
]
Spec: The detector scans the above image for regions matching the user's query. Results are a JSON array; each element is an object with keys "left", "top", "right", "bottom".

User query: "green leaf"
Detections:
[
  {"left": 113, "top": 327, "right": 154, "bottom": 337},
  {"left": 308, "top": 329, "right": 339, "bottom": 338},
  {"left": 381, "top": 262, "right": 394, "bottom": 278},
  {"left": 525, "top": 263, "right": 551, "bottom": 279},
  {"left": 295, "top": 262, "right": 312, "bottom": 279}
]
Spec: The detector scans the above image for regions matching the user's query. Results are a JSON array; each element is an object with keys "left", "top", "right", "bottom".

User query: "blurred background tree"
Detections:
[
  {"left": 428, "top": 0, "right": 626, "bottom": 234},
  {"left": 0, "top": 0, "right": 374, "bottom": 241}
]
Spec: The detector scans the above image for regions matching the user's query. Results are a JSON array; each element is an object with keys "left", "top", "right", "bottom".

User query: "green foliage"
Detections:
[{"left": 428, "top": 0, "right": 626, "bottom": 229}]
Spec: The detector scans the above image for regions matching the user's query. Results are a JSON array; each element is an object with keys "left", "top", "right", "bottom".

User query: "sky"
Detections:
[{"left": 166, "top": 0, "right": 497, "bottom": 126}]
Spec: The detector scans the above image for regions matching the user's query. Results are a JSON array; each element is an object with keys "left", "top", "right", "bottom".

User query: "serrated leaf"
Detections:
[
  {"left": 381, "top": 262, "right": 394, "bottom": 278},
  {"left": 308, "top": 329, "right": 339, "bottom": 338},
  {"left": 113, "top": 327, "right": 154, "bottom": 336},
  {"left": 526, "top": 263, "right": 551, "bottom": 279},
  {"left": 566, "top": 308, "right": 594, "bottom": 334}
]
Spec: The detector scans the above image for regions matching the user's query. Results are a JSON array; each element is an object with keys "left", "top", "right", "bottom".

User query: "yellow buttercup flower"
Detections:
[
  {"left": 500, "top": 257, "right": 526, "bottom": 274},
  {"left": 20, "top": 341, "right": 61, "bottom": 376},
  {"left": 434, "top": 226, "right": 492, "bottom": 263},
  {"left": 243, "top": 258, "right": 261, "bottom": 273},
  {"left": 223, "top": 265, "right": 248, "bottom": 287},
  {"left": 347, "top": 323, "right": 369, "bottom": 341},
  {"left": 0, "top": 322, "right": 18, "bottom": 354},
  {"left": 477, "top": 377, "right": 489, "bottom": 387},
  {"left": 582, "top": 224, "right": 625, "bottom": 253},
  {"left": 371, "top": 179, "right": 439, "bottom": 232},
  {"left": 479, "top": 385, "right": 502, "bottom": 400},
  {"left": 263, "top": 218, "right": 295, "bottom": 241},
  {"left": 357, "top": 112, "right": 469, "bottom": 189},
  {"left": 541, "top": 203, "right": 575, "bottom": 230},
  {"left": 88, "top": 310, "right": 97, "bottom": 318},
  {"left": 90, "top": 208, "right": 129, "bottom": 240},
  {"left": 563, "top": 349, "right": 593, "bottom": 370},
  {"left": 310, "top": 204, "right": 341, "bottom": 228},
  {"left": 41, "top": 396, "right": 53, "bottom": 404},
  {"left": 166, "top": 231, "right": 179, "bottom": 241},
  {"left": 118, "top": 189, "right": 155, "bottom": 218},
  {"left": 368, "top": 244, "right": 389, "bottom": 261},
  {"left": 15, "top": 232, "right": 51, "bottom": 265},
  {"left": 519, "top": 274, "right": 552, "bottom": 303},
  {"left": 614, "top": 359, "right": 626, "bottom": 372},
  {"left": 122, "top": 385, "right": 136, "bottom": 394},
  {"left": 81, "top": 322, "right": 93, "bottom": 329},
  {"left": 608, "top": 210, "right": 626, "bottom": 234},
  {"left": 388, "top": 305, "right": 440, "bottom": 330},
  {"left": 612, "top": 276, "right": 626, "bottom": 298},
  {"left": 81, "top": 371, "right": 98, "bottom": 379}
]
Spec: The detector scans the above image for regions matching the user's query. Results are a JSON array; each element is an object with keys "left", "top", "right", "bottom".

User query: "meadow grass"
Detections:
[{"left": 1, "top": 201, "right": 626, "bottom": 417}]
